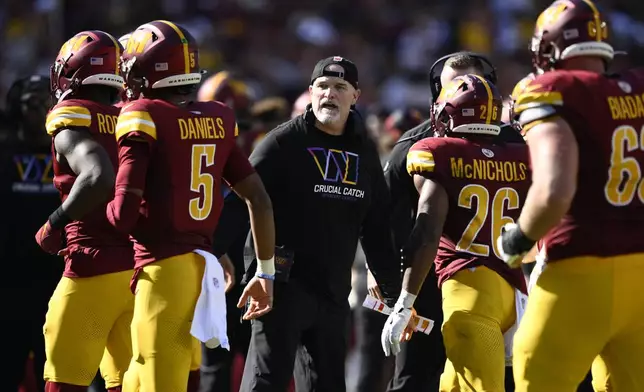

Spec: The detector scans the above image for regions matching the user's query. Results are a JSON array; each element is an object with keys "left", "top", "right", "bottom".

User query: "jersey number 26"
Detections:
[{"left": 456, "top": 184, "right": 520, "bottom": 259}]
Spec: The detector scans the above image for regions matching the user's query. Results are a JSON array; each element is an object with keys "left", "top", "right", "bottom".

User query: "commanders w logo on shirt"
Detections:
[
  {"left": 307, "top": 147, "right": 359, "bottom": 185},
  {"left": 12, "top": 154, "right": 57, "bottom": 193}
]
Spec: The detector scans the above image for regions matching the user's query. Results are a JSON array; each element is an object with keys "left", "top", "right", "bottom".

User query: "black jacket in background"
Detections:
[{"left": 212, "top": 109, "right": 401, "bottom": 305}]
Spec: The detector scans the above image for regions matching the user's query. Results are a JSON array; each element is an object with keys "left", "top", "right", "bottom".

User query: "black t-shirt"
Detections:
[
  {"left": 213, "top": 110, "right": 400, "bottom": 305},
  {"left": 0, "top": 139, "right": 63, "bottom": 283}
]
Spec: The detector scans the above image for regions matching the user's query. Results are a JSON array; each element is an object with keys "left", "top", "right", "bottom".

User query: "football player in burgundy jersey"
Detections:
[
  {"left": 382, "top": 75, "right": 531, "bottom": 391},
  {"left": 34, "top": 31, "right": 135, "bottom": 392},
  {"left": 116, "top": 28, "right": 205, "bottom": 392},
  {"left": 196, "top": 69, "right": 257, "bottom": 392},
  {"left": 499, "top": 1, "right": 644, "bottom": 390},
  {"left": 106, "top": 20, "right": 275, "bottom": 392}
]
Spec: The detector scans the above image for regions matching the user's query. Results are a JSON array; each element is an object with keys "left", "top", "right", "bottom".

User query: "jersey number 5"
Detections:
[
  {"left": 604, "top": 125, "right": 644, "bottom": 206},
  {"left": 456, "top": 185, "right": 520, "bottom": 259},
  {"left": 190, "top": 144, "right": 217, "bottom": 221}
]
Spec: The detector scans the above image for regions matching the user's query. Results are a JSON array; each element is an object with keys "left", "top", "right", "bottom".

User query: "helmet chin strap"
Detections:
[{"left": 57, "top": 89, "right": 73, "bottom": 103}]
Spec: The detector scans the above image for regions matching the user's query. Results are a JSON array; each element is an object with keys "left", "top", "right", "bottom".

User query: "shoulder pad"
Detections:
[
  {"left": 116, "top": 99, "right": 156, "bottom": 141},
  {"left": 513, "top": 72, "right": 574, "bottom": 115},
  {"left": 45, "top": 101, "right": 92, "bottom": 136},
  {"left": 514, "top": 72, "right": 578, "bottom": 133},
  {"left": 406, "top": 138, "right": 444, "bottom": 175}
]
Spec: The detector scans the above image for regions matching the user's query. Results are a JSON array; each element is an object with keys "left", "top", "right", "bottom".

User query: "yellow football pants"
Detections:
[
  {"left": 99, "top": 312, "right": 134, "bottom": 389},
  {"left": 122, "top": 252, "right": 205, "bottom": 392},
  {"left": 513, "top": 253, "right": 644, "bottom": 392},
  {"left": 439, "top": 266, "right": 516, "bottom": 392},
  {"left": 43, "top": 270, "right": 134, "bottom": 386}
]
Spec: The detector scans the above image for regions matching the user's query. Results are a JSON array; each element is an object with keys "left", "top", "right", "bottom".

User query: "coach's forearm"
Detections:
[{"left": 247, "top": 193, "right": 275, "bottom": 261}]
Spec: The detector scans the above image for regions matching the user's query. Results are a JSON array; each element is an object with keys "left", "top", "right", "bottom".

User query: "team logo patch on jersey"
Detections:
[
  {"left": 482, "top": 148, "right": 495, "bottom": 158},
  {"left": 333, "top": 56, "right": 344, "bottom": 61},
  {"left": 618, "top": 81, "right": 632, "bottom": 93}
]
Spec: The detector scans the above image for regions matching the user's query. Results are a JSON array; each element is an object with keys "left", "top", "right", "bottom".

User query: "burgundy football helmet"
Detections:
[
  {"left": 197, "top": 71, "right": 252, "bottom": 111},
  {"left": 531, "top": 0, "right": 614, "bottom": 73},
  {"left": 51, "top": 31, "right": 124, "bottom": 102},
  {"left": 384, "top": 108, "right": 423, "bottom": 141},
  {"left": 118, "top": 32, "right": 132, "bottom": 48},
  {"left": 431, "top": 74, "right": 503, "bottom": 138},
  {"left": 120, "top": 20, "right": 202, "bottom": 99}
]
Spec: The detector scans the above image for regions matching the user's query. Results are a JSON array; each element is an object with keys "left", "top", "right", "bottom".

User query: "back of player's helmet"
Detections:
[
  {"left": 121, "top": 20, "right": 201, "bottom": 99},
  {"left": 51, "top": 30, "right": 125, "bottom": 103},
  {"left": 198, "top": 71, "right": 252, "bottom": 110},
  {"left": 197, "top": 71, "right": 253, "bottom": 130},
  {"left": 431, "top": 74, "right": 503, "bottom": 138},
  {"left": 6, "top": 75, "right": 51, "bottom": 143},
  {"left": 384, "top": 108, "right": 423, "bottom": 142},
  {"left": 118, "top": 32, "right": 132, "bottom": 48},
  {"left": 531, "top": 0, "right": 613, "bottom": 74}
]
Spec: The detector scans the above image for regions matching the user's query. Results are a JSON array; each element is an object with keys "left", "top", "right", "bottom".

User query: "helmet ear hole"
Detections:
[{"left": 438, "top": 111, "right": 450, "bottom": 126}]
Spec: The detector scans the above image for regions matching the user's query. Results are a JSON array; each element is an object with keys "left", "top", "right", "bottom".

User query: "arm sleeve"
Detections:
[
  {"left": 361, "top": 146, "right": 402, "bottom": 302},
  {"left": 106, "top": 136, "right": 150, "bottom": 233},
  {"left": 222, "top": 143, "right": 255, "bottom": 186}
]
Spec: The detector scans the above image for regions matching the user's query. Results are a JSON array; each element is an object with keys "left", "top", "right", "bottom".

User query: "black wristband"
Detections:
[
  {"left": 379, "top": 282, "right": 402, "bottom": 308},
  {"left": 48, "top": 206, "right": 72, "bottom": 229},
  {"left": 503, "top": 225, "right": 536, "bottom": 255}
]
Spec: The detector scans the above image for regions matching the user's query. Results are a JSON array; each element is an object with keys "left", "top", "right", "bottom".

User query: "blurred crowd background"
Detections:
[{"left": 2, "top": 0, "right": 644, "bottom": 116}]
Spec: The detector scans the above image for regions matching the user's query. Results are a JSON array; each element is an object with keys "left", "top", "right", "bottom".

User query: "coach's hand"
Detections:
[
  {"left": 35, "top": 221, "right": 64, "bottom": 255},
  {"left": 238, "top": 276, "right": 274, "bottom": 320},
  {"left": 367, "top": 269, "right": 384, "bottom": 301}
]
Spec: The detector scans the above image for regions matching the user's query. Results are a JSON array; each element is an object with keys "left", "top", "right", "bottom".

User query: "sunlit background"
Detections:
[{"left": 2, "top": 0, "right": 644, "bottom": 113}]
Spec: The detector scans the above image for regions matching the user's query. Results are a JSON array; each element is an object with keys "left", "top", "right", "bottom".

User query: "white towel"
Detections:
[
  {"left": 503, "top": 289, "right": 528, "bottom": 366},
  {"left": 190, "top": 249, "right": 230, "bottom": 350},
  {"left": 528, "top": 245, "right": 547, "bottom": 294}
]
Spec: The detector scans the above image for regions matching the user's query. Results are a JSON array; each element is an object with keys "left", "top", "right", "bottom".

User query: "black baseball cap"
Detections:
[{"left": 310, "top": 56, "right": 359, "bottom": 90}]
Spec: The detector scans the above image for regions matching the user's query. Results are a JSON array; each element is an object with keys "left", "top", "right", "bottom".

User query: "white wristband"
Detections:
[
  {"left": 397, "top": 289, "right": 417, "bottom": 309},
  {"left": 257, "top": 256, "right": 276, "bottom": 276}
]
